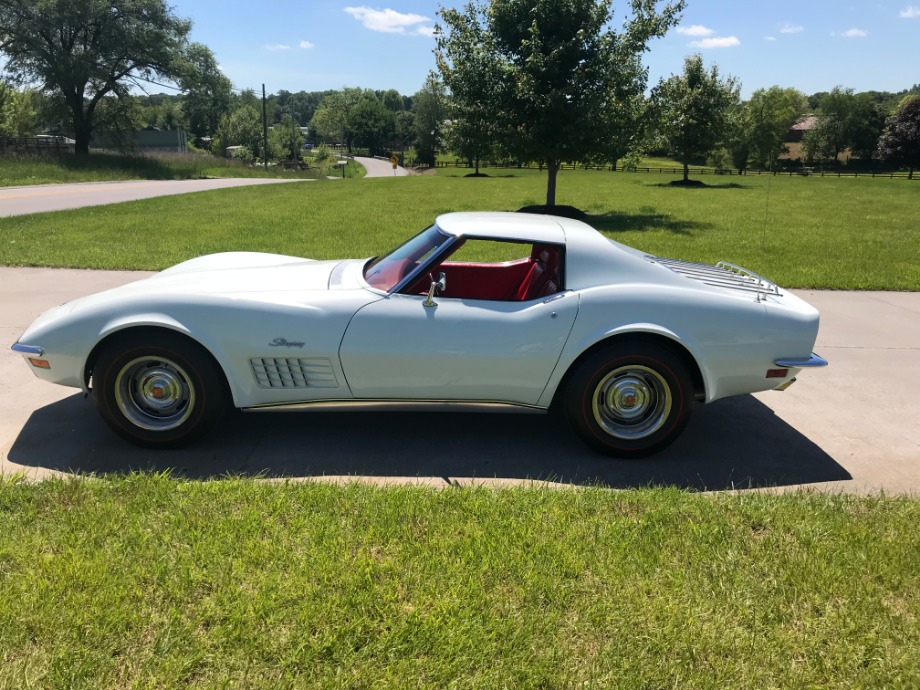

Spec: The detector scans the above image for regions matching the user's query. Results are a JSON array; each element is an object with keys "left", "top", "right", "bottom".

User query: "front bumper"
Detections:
[{"left": 11, "top": 342, "right": 44, "bottom": 356}]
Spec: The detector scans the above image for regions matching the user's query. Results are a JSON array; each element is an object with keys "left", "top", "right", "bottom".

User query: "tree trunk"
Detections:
[
  {"left": 72, "top": 114, "right": 92, "bottom": 155},
  {"left": 683, "top": 161, "right": 689, "bottom": 182},
  {"left": 546, "top": 161, "right": 559, "bottom": 206},
  {"left": 475, "top": 158, "right": 479, "bottom": 175},
  {"left": 910, "top": 167, "right": 914, "bottom": 180}
]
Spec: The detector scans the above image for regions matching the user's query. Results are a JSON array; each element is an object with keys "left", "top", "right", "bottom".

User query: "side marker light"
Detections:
[{"left": 28, "top": 358, "right": 51, "bottom": 369}]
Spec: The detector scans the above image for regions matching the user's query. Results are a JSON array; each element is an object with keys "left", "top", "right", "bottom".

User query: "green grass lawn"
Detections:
[
  {"left": 0, "top": 153, "right": 349, "bottom": 187},
  {"left": 0, "top": 167, "right": 917, "bottom": 289},
  {"left": 1, "top": 476, "right": 917, "bottom": 690}
]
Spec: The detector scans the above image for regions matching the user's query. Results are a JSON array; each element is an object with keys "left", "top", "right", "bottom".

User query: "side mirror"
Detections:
[{"left": 423, "top": 272, "right": 447, "bottom": 307}]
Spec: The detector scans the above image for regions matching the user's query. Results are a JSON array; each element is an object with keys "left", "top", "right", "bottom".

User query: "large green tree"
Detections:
[
  {"left": 349, "top": 93, "right": 394, "bottom": 156},
  {"left": 804, "top": 87, "right": 886, "bottom": 163},
  {"left": 727, "top": 86, "right": 808, "bottom": 172},
  {"left": 211, "top": 105, "right": 262, "bottom": 160},
  {"left": 311, "top": 88, "right": 364, "bottom": 151},
  {"left": 411, "top": 73, "right": 446, "bottom": 167},
  {"left": 0, "top": 0, "right": 192, "bottom": 154},
  {"left": 437, "top": 4, "right": 503, "bottom": 174},
  {"left": 877, "top": 96, "right": 920, "bottom": 179},
  {"left": 650, "top": 54, "right": 739, "bottom": 182},
  {"left": 437, "top": 0, "right": 684, "bottom": 207},
  {"left": 179, "top": 42, "right": 232, "bottom": 144}
]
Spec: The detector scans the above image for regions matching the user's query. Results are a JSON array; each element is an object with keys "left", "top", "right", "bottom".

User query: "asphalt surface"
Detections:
[
  {"left": 0, "top": 178, "right": 309, "bottom": 217},
  {"left": 2, "top": 267, "right": 918, "bottom": 494},
  {"left": 353, "top": 156, "right": 409, "bottom": 177}
]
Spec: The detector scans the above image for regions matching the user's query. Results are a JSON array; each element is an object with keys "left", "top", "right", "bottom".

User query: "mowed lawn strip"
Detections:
[
  {"left": 1, "top": 476, "right": 918, "bottom": 690},
  {"left": 0, "top": 169, "right": 917, "bottom": 290},
  {"left": 0, "top": 154, "right": 345, "bottom": 187}
]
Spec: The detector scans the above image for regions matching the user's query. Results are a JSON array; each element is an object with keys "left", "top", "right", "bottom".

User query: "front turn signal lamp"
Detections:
[{"left": 28, "top": 358, "right": 51, "bottom": 369}]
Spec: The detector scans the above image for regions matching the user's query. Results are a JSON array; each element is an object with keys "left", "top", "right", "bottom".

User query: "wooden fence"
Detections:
[{"left": 0, "top": 137, "right": 75, "bottom": 155}]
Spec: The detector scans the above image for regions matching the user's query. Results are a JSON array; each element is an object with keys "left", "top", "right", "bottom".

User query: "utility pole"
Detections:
[{"left": 262, "top": 83, "right": 269, "bottom": 168}]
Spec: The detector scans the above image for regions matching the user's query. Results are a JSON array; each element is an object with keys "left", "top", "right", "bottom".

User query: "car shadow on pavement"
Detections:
[{"left": 7, "top": 393, "right": 851, "bottom": 490}]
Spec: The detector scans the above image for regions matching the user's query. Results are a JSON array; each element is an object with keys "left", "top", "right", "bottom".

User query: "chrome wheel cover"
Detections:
[
  {"left": 591, "top": 365, "right": 672, "bottom": 440},
  {"left": 114, "top": 356, "right": 195, "bottom": 431}
]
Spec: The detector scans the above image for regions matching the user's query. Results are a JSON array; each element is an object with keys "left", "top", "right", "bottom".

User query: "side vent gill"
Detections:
[{"left": 250, "top": 357, "right": 339, "bottom": 389}]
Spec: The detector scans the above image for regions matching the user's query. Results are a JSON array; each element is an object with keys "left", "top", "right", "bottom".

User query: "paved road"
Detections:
[
  {"left": 0, "top": 178, "right": 308, "bottom": 217},
  {"left": 353, "top": 156, "right": 409, "bottom": 177},
  {"left": 2, "top": 267, "right": 918, "bottom": 494}
]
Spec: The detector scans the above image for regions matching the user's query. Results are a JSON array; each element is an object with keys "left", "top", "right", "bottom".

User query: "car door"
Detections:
[{"left": 339, "top": 290, "right": 578, "bottom": 405}]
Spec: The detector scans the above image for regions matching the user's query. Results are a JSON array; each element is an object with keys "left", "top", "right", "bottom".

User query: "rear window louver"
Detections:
[{"left": 650, "top": 256, "right": 781, "bottom": 298}]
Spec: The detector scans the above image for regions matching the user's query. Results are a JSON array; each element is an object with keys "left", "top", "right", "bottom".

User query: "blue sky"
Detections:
[{"left": 169, "top": 0, "right": 920, "bottom": 98}]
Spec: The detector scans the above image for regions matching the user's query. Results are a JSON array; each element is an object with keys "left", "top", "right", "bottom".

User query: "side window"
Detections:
[
  {"left": 446, "top": 240, "right": 531, "bottom": 264},
  {"left": 406, "top": 238, "right": 562, "bottom": 302}
]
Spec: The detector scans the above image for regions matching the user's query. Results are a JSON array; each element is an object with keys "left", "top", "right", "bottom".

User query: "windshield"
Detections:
[{"left": 364, "top": 225, "right": 452, "bottom": 292}]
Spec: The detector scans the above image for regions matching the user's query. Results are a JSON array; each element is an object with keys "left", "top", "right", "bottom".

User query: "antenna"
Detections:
[{"left": 760, "top": 154, "right": 775, "bottom": 275}]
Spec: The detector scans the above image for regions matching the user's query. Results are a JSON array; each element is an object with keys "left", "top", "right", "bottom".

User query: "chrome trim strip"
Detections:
[
  {"left": 775, "top": 353, "right": 828, "bottom": 368},
  {"left": 242, "top": 398, "right": 548, "bottom": 412},
  {"left": 12, "top": 343, "right": 44, "bottom": 356}
]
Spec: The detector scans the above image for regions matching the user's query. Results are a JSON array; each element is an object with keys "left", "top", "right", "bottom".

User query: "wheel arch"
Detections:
[
  {"left": 84, "top": 323, "right": 232, "bottom": 401},
  {"left": 550, "top": 329, "right": 706, "bottom": 410}
]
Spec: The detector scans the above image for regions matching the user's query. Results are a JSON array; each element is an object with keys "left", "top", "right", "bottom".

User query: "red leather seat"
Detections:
[{"left": 513, "top": 244, "right": 561, "bottom": 301}]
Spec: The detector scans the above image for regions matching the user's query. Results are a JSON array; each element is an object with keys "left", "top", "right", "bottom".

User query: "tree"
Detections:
[
  {"left": 310, "top": 88, "right": 363, "bottom": 151},
  {"left": 877, "top": 96, "right": 920, "bottom": 179},
  {"left": 269, "top": 113, "right": 304, "bottom": 161},
  {"left": 437, "top": 5, "right": 502, "bottom": 174},
  {"left": 745, "top": 87, "right": 808, "bottom": 169},
  {"left": 649, "top": 54, "right": 739, "bottom": 182},
  {"left": 437, "top": 0, "right": 684, "bottom": 207},
  {"left": 0, "top": 83, "right": 38, "bottom": 136},
  {"left": 212, "top": 105, "right": 262, "bottom": 159},
  {"left": 349, "top": 94, "right": 394, "bottom": 156},
  {"left": 411, "top": 73, "right": 446, "bottom": 167},
  {"left": 0, "top": 0, "right": 193, "bottom": 154},
  {"left": 805, "top": 87, "right": 886, "bottom": 164},
  {"left": 179, "top": 43, "right": 232, "bottom": 144}
]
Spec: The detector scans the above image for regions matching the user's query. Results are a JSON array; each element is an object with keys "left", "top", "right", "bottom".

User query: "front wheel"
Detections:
[
  {"left": 564, "top": 342, "right": 694, "bottom": 458},
  {"left": 92, "top": 331, "right": 228, "bottom": 448}
]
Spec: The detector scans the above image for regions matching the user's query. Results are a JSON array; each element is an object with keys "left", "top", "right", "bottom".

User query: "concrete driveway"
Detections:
[
  {"left": 0, "top": 178, "right": 308, "bottom": 217},
  {"left": 353, "top": 156, "right": 408, "bottom": 177},
  {"left": 1, "top": 268, "right": 918, "bottom": 494}
]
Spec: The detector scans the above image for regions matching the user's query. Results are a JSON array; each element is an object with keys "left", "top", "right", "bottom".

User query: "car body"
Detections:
[{"left": 12, "top": 211, "right": 826, "bottom": 457}]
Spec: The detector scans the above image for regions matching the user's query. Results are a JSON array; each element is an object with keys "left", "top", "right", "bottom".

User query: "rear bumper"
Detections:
[{"left": 775, "top": 353, "right": 828, "bottom": 368}]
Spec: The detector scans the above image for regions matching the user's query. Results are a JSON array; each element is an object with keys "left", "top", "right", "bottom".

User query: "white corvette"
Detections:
[{"left": 12, "top": 212, "right": 826, "bottom": 457}]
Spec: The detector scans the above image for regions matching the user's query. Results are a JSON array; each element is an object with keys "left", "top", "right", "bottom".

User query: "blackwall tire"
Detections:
[
  {"left": 92, "top": 331, "right": 227, "bottom": 449},
  {"left": 564, "top": 342, "right": 694, "bottom": 458}
]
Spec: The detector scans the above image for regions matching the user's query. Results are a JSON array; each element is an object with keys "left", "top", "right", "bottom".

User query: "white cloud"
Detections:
[
  {"left": 843, "top": 28, "right": 867, "bottom": 37},
  {"left": 676, "top": 25, "right": 714, "bottom": 37},
  {"left": 899, "top": 5, "right": 920, "bottom": 17},
  {"left": 344, "top": 6, "right": 432, "bottom": 34},
  {"left": 299, "top": 40, "right": 315, "bottom": 50},
  {"left": 780, "top": 23, "right": 804, "bottom": 34},
  {"left": 689, "top": 36, "right": 741, "bottom": 49},
  {"left": 265, "top": 44, "right": 291, "bottom": 52},
  {"left": 765, "top": 36, "right": 777, "bottom": 41},
  {"left": 415, "top": 25, "right": 436, "bottom": 37}
]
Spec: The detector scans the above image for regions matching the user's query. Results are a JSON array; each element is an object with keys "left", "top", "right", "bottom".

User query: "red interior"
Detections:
[{"left": 405, "top": 243, "right": 562, "bottom": 301}]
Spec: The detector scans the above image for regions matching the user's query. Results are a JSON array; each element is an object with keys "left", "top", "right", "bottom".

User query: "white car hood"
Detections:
[{"left": 145, "top": 252, "right": 342, "bottom": 295}]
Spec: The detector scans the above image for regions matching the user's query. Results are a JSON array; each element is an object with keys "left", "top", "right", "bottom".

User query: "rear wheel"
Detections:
[
  {"left": 92, "top": 331, "right": 227, "bottom": 448},
  {"left": 564, "top": 342, "right": 694, "bottom": 458}
]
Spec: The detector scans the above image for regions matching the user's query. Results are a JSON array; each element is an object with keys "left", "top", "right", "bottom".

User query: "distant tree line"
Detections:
[{"left": 1, "top": 0, "right": 919, "bottom": 186}]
